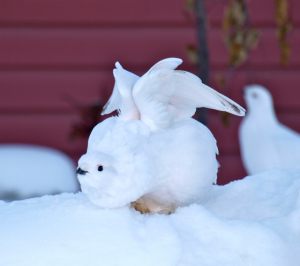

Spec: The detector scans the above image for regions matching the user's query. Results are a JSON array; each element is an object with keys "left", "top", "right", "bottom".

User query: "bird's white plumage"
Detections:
[
  {"left": 239, "top": 85, "right": 300, "bottom": 175},
  {"left": 134, "top": 68, "right": 245, "bottom": 130},
  {"left": 78, "top": 58, "right": 245, "bottom": 212},
  {"left": 102, "top": 58, "right": 245, "bottom": 130},
  {"left": 101, "top": 62, "right": 139, "bottom": 119},
  {"left": 79, "top": 117, "right": 218, "bottom": 209},
  {"left": 146, "top": 57, "right": 183, "bottom": 74}
]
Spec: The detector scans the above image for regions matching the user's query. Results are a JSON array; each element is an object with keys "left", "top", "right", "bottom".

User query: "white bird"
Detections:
[
  {"left": 78, "top": 58, "right": 245, "bottom": 213},
  {"left": 239, "top": 84, "right": 300, "bottom": 175}
]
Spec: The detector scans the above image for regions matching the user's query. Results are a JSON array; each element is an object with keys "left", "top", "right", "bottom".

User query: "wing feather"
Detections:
[
  {"left": 101, "top": 81, "right": 121, "bottom": 115},
  {"left": 147, "top": 57, "right": 183, "bottom": 74},
  {"left": 101, "top": 62, "right": 139, "bottom": 117},
  {"left": 133, "top": 62, "right": 245, "bottom": 130}
]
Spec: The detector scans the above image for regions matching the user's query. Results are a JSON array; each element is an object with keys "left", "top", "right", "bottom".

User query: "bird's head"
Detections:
[
  {"left": 243, "top": 85, "right": 275, "bottom": 115},
  {"left": 77, "top": 149, "right": 150, "bottom": 208}
]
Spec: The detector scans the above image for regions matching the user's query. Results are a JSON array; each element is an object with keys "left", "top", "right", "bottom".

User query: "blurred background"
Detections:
[{"left": 0, "top": 0, "right": 299, "bottom": 185}]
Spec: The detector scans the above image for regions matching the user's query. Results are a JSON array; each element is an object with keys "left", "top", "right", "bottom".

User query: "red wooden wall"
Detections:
[{"left": 0, "top": 0, "right": 299, "bottom": 184}]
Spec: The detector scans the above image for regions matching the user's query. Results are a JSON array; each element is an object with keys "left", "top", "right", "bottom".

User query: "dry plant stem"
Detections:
[{"left": 275, "top": 0, "right": 291, "bottom": 65}]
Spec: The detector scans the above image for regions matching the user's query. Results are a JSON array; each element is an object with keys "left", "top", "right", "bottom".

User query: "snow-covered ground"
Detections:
[
  {"left": 0, "top": 145, "right": 79, "bottom": 200},
  {"left": 1, "top": 169, "right": 299, "bottom": 266}
]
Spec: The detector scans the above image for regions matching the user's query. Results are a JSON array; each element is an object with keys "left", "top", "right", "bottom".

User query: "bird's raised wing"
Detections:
[
  {"left": 133, "top": 58, "right": 245, "bottom": 130},
  {"left": 101, "top": 62, "right": 140, "bottom": 120},
  {"left": 146, "top": 57, "right": 183, "bottom": 74}
]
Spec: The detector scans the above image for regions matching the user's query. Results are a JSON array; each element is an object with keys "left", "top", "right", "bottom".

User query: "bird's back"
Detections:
[
  {"left": 145, "top": 119, "right": 219, "bottom": 206},
  {"left": 240, "top": 115, "right": 300, "bottom": 174}
]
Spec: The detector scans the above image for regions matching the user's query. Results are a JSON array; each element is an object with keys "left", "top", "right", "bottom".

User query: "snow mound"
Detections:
[
  {"left": 0, "top": 145, "right": 79, "bottom": 200},
  {"left": 1, "top": 170, "right": 300, "bottom": 266}
]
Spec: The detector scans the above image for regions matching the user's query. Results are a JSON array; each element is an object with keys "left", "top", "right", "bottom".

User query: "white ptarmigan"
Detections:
[
  {"left": 77, "top": 58, "right": 245, "bottom": 213},
  {"left": 239, "top": 84, "right": 300, "bottom": 175}
]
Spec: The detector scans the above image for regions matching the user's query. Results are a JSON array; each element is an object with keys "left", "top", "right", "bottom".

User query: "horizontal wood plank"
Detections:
[
  {"left": 1, "top": 111, "right": 298, "bottom": 156},
  {"left": 0, "top": 71, "right": 113, "bottom": 110},
  {"left": 210, "top": 70, "right": 300, "bottom": 111},
  {"left": 0, "top": 113, "right": 87, "bottom": 154},
  {"left": 217, "top": 154, "right": 247, "bottom": 185},
  {"left": 0, "top": 0, "right": 298, "bottom": 26},
  {"left": 206, "top": 0, "right": 299, "bottom": 26},
  {"left": 290, "top": 0, "right": 300, "bottom": 25},
  {"left": 208, "top": 112, "right": 300, "bottom": 155},
  {"left": 0, "top": 28, "right": 299, "bottom": 69},
  {"left": 207, "top": 28, "right": 300, "bottom": 69},
  {"left": 0, "top": 28, "right": 196, "bottom": 68},
  {"left": 0, "top": 0, "right": 188, "bottom": 26},
  {"left": 1, "top": 70, "right": 299, "bottom": 110}
]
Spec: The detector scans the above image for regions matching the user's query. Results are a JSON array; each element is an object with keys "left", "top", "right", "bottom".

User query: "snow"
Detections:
[
  {"left": 1, "top": 169, "right": 300, "bottom": 266},
  {"left": 0, "top": 145, "right": 79, "bottom": 200}
]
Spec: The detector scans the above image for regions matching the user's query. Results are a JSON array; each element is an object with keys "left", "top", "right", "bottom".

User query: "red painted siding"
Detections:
[
  {"left": 0, "top": 0, "right": 299, "bottom": 183},
  {"left": 0, "top": 28, "right": 299, "bottom": 68}
]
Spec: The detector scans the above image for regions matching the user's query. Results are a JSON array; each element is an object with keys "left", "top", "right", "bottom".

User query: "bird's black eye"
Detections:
[
  {"left": 252, "top": 92, "right": 258, "bottom": 99},
  {"left": 97, "top": 165, "right": 103, "bottom": 172}
]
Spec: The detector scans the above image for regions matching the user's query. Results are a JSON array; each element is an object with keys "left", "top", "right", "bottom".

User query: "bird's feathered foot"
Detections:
[{"left": 131, "top": 197, "right": 176, "bottom": 215}]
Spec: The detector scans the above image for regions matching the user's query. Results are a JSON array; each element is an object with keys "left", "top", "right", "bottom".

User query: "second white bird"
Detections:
[{"left": 240, "top": 85, "right": 300, "bottom": 175}]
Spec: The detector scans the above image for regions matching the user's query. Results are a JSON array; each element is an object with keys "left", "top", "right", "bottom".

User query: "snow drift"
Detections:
[
  {"left": 0, "top": 169, "right": 299, "bottom": 266},
  {"left": 0, "top": 145, "right": 79, "bottom": 200}
]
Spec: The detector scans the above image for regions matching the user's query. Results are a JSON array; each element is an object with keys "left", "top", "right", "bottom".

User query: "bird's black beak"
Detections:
[{"left": 76, "top": 167, "right": 88, "bottom": 175}]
